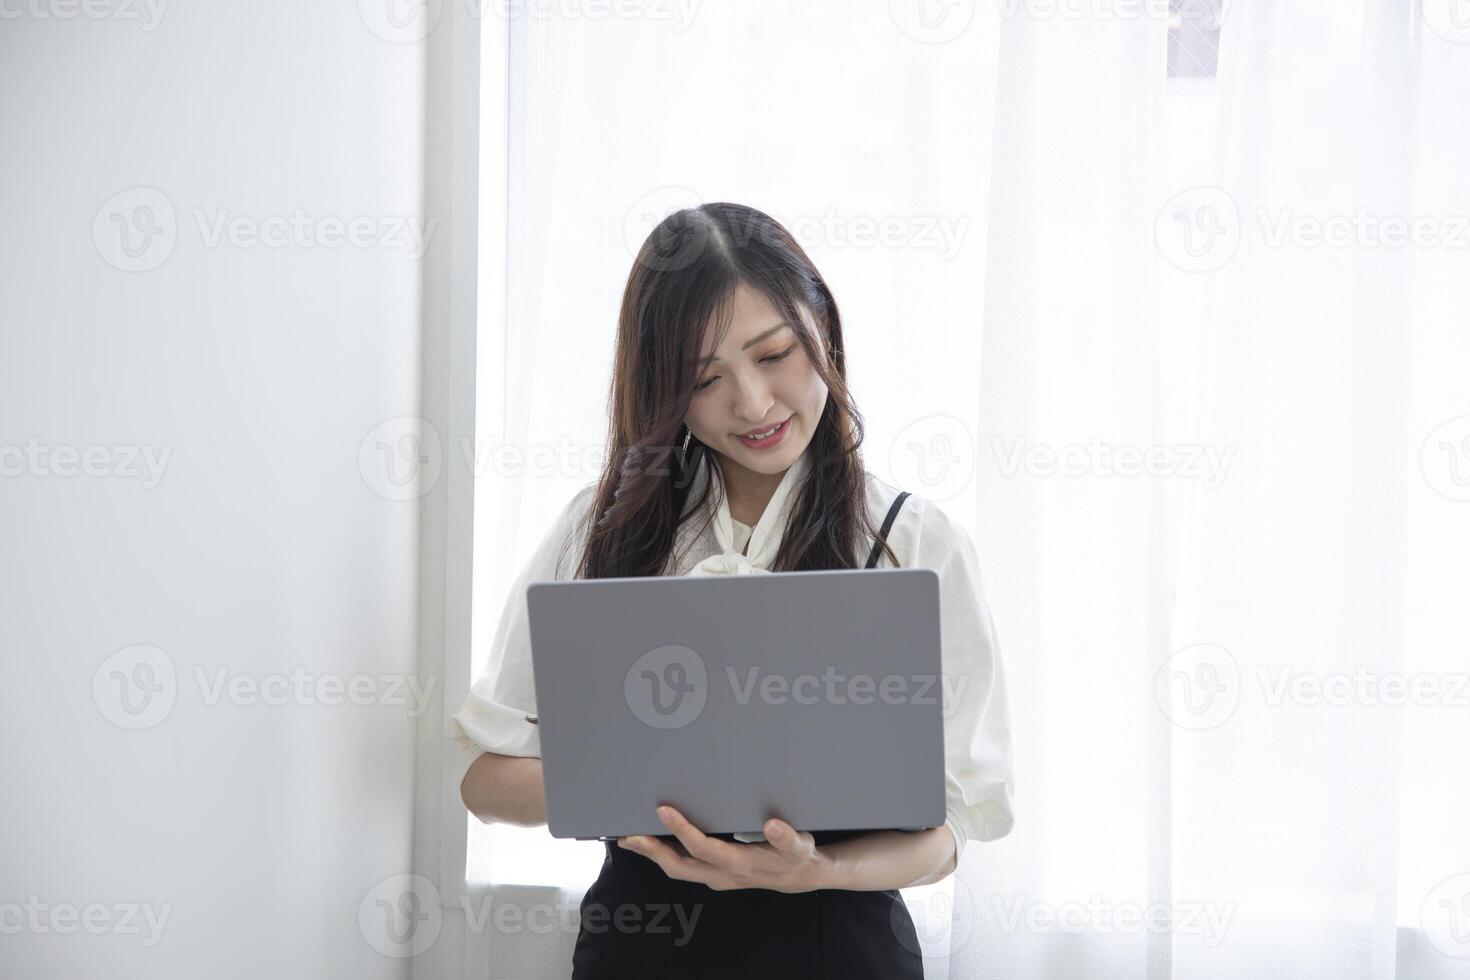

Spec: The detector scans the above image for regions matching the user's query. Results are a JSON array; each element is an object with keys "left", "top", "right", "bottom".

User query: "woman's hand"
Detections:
[{"left": 617, "top": 806, "right": 836, "bottom": 894}]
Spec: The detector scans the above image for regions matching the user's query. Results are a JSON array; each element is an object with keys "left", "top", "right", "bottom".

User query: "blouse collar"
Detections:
[{"left": 683, "top": 445, "right": 812, "bottom": 576}]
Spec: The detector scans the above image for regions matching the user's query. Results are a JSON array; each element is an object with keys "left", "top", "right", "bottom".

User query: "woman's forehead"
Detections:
[{"left": 697, "top": 286, "right": 809, "bottom": 359}]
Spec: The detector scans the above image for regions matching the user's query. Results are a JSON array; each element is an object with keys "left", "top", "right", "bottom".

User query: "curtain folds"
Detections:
[{"left": 471, "top": 3, "right": 1470, "bottom": 976}]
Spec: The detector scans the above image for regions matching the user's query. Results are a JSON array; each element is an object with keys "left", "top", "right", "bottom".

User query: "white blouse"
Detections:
[{"left": 451, "top": 445, "right": 1017, "bottom": 859}]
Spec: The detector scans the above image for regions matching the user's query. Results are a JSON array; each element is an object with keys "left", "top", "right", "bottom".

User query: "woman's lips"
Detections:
[{"left": 735, "top": 415, "right": 792, "bottom": 449}]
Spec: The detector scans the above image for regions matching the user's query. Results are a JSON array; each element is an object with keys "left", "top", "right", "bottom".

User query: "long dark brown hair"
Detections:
[{"left": 571, "top": 202, "right": 897, "bottom": 580}]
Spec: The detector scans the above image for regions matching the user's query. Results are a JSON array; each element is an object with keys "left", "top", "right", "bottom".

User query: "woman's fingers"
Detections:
[
  {"left": 619, "top": 834, "right": 717, "bottom": 881},
  {"left": 655, "top": 805, "right": 744, "bottom": 867},
  {"left": 619, "top": 808, "right": 819, "bottom": 892},
  {"left": 760, "top": 818, "right": 814, "bottom": 857},
  {"left": 618, "top": 812, "right": 828, "bottom": 893}
]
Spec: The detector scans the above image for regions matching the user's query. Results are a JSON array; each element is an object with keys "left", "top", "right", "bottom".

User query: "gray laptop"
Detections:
[{"left": 526, "top": 567, "right": 946, "bottom": 841}]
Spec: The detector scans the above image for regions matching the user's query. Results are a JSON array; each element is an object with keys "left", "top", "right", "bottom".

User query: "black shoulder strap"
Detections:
[{"left": 864, "top": 491, "right": 911, "bottom": 569}]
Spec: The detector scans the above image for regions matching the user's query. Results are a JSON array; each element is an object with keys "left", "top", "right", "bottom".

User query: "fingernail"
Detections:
[{"left": 767, "top": 824, "right": 783, "bottom": 838}]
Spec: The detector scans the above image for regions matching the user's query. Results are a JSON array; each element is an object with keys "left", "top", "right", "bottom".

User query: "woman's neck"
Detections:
[{"left": 716, "top": 453, "right": 786, "bottom": 527}]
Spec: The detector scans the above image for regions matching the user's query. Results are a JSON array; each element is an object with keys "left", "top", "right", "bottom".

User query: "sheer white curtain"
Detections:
[
  {"left": 463, "top": 1, "right": 1470, "bottom": 977},
  {"left": 1160, "top": 2, "right": 1469, "bottom": 977},
  {"left": 967, "top": 0, "right": 1470, "bottom": 978}
]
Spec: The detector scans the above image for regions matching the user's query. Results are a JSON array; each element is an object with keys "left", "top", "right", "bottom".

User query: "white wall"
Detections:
[{"left": 1, "top": 5, "right": 427, "bottom": 978}]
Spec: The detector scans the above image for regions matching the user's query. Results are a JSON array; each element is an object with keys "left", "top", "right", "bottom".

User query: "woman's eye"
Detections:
[{"left": 693, "top": 347, "right": 795, "bottom": 393}]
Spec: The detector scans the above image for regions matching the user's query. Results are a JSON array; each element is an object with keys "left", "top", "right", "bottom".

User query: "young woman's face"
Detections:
[{"left": 684, "top": 283, "right": 829, "bottom": 478}]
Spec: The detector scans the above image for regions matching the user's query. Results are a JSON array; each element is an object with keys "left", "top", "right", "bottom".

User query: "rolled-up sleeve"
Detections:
[
  {"left": 451, "top": 485, "right": 596, "bottom": 780},
  {"left": 913, "top": 498, "right": 1017, "bottom": 859}
]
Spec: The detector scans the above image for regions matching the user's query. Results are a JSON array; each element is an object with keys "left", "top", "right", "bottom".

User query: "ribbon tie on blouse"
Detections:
[{"left": 684, "top": 448, "right": 812, "bottom": 577}]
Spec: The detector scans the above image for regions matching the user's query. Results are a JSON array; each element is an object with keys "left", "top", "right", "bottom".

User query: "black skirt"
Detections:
[{"left": 569, "top": 828, "right": 927, "bottom": 979}]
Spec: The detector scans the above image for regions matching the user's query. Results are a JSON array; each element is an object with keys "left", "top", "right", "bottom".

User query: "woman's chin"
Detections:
[{"left": 727, "top": 424, "right": 803, "bottom": 471}]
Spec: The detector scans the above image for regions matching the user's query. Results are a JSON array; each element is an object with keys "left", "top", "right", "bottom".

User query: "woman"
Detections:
[{"left": 453, "top": 203, "right": 1015, "bottom": 978}]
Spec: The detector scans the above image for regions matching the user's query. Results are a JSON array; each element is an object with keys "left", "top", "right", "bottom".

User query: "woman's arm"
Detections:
[
  {"left": 460, "top": 751, "right": 547, "bottom": 827},
  {"left": 820, "top": 826, "right": 957, "bottom": 890}
]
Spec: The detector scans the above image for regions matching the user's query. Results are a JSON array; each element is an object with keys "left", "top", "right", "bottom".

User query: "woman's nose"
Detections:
[{"left": 730, "top": 372, "right": 774, "bottom": 423}]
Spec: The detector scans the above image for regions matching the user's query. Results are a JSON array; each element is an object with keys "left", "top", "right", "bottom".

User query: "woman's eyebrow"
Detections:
[{"left": 691, "top": 321, "right": 794, "bottom": 368}]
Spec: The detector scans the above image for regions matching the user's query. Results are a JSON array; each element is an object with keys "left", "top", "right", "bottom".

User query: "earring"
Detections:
[{"left": 675, "top": 427, "right": 701, "bottom": 488}]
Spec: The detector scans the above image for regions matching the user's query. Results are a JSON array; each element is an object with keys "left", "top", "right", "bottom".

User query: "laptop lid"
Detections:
[{"left": 526, "top": 567, "right": 946, "bottom": 841}]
